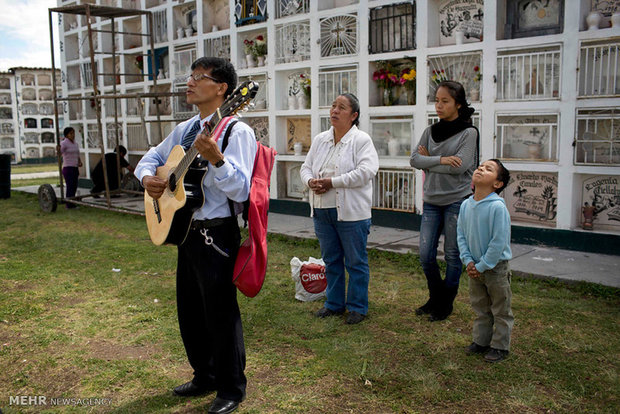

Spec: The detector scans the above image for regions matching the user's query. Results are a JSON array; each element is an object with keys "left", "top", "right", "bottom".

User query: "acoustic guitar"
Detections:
[{"left": 145, "top": 80, "right": 259, "bottom": 246}]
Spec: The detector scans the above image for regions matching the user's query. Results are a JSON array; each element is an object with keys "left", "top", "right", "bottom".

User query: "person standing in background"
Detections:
[
  {"left": 59, "top": 126, "right": 82, "bottom": 209},
  {"left": 301, "top": 93, "right": 379, "bottom": 325},
  {"left": 409, "top": 81, "right": 479, "bottom": 322}
]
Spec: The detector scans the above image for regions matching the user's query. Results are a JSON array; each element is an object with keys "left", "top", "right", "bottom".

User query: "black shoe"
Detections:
[
  {"left": 345, "top": 311, "right": 366, "bottom": 325},
  {"left": 415, "top": 299, "right": 434, "bottom": 315},
  {"left": 484, "top": 348, "right": 509, "bottom": 363},
  {"left": 208, "top": 397, "right": 240, "bottom": 414},
  {"left": 173, "top": 381, "right": 214, "bottom": 397},
  {"left": 465, "top": 342, "right": 490, "bottom": 355},
  {"left": 315, "top": 307, "right": 344, "bottom": 318}
]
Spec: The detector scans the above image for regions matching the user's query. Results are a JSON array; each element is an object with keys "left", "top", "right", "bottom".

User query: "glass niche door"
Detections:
[{"left": 370, "top": 116, "right": 413, "bottom": 158}]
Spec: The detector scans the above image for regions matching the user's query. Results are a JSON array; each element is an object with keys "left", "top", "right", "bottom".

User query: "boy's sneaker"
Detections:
[
  {"left": 484, "top": 348, "right": 509, "bottom": 363},
  {"left": 465, "top": 342, "right": 490, "bottom": 355}
]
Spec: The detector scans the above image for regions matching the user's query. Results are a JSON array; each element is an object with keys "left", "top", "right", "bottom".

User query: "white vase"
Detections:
[
  {"left": 185, "top": 27, "right": 193, "bottom": 37},
  {"left": 611, "top": 12, "right": 620, "bottom": 28},
  {"left": 586, "top": 11, "right": 602, "bottom": 30},
  {"left": 212, "top": 25, "right": 219, "bottom": 32},
  {"left": 157, "top": 69, "right": 164, "bottom": 80},
  {"left": 297, "top": 94, "right": 307, "bottom": 110},
  {"left": 245, "top": 54, "right": 255, "bottom": 68},
  {"left": 177, "top": 28, "right": 184, "bottom": 39},
  {"left": 256, "top": 55, "right": 265, "bottom": 66},
  {"left": 469, "top": 88, "right": 480, "bottom": 101},
  {"left": 294, "top": 142, "right": 303, "bottom": 156},
  {"left": 288, "top": 95, "right": 297, "bottom": 110},
  {"left": 454, "top": 30, "right": 465, "bottom": 45},
  {"left": 387, "top": 139, "right": 399, "bottom": 157}
]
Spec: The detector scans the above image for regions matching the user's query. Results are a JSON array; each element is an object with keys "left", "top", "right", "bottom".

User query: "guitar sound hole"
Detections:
[{"left": 169, "top": 173, "right": 177, "bottom": 192}]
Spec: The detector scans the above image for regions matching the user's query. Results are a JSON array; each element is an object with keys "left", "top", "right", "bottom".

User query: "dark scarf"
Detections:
[{"left": 430, "top": 118, "right": 471, "bottom": 143}]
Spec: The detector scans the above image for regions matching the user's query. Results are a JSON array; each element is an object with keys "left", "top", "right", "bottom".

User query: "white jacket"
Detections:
[{"left": 300, "top": 125, "right": 379, "bottom": 221}]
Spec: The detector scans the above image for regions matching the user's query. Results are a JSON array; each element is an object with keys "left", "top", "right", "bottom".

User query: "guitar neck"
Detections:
[{"left": 171, "top": 109, "right": 225, "bottom": 181}]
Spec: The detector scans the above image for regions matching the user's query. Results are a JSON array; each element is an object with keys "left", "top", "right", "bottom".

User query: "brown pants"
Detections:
[{"left": 468, "top": 261, "right": 514, "bottom": 351}]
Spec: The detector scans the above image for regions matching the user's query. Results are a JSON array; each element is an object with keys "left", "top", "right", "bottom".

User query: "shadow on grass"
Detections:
[{"left": 108, "top": 391, "right": 215, "bottom": 414}]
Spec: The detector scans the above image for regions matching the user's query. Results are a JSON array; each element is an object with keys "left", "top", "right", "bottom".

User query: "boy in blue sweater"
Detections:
[{"left": 457, "top": 159, "right": 513, "bottom": 363}]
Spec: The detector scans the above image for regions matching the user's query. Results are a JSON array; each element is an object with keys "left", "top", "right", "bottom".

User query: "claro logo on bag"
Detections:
[{"left": 300, "top": 263, "right": 327, "bottom": 294}]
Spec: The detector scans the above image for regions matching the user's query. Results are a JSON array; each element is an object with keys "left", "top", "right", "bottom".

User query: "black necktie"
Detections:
[{"left": 181, "top": 119, "right": 202, "bottom": 149}]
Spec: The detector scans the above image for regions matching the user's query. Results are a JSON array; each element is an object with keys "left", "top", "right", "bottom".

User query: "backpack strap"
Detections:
[{"left": 219, "top": 121, "right": 241, "bottom": 221}]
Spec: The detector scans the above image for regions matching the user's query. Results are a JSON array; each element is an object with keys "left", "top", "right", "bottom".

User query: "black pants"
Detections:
[{"left": 176, "top": 219, "right": 246, "bottom": 401}]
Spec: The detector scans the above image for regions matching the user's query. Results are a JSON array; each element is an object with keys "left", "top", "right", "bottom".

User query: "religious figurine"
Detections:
[{"left": 582, "top": 202, "right": 595, "bottom": 230}]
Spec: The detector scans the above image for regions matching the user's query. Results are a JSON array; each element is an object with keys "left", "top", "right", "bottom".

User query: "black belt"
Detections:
[{"left": 190, "top": 217, "right": 236, "bottom": 230}]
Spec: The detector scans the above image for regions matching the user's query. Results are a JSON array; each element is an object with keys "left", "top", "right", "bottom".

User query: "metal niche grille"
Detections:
[{"left": 369, "top": 2, "right": 415, "bottom": 54}]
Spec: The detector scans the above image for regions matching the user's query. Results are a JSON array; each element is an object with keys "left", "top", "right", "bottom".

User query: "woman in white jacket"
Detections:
[{"left": 300, "top": 93, "right": 379, "bottom": 324}]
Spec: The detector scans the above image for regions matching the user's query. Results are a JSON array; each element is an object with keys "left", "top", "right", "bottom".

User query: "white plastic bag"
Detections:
[{"left": 290, "top": 256, "right": 327, "bottom": 302}]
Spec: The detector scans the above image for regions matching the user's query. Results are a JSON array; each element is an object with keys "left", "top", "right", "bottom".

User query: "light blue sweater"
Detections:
[{"left": 457, "top": 192, "right": 512, "bottom": 273}]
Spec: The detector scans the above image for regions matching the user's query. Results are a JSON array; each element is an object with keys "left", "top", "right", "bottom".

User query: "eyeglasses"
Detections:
[{"left": 185, "top": 73, "right": 222, "bottom": 83}]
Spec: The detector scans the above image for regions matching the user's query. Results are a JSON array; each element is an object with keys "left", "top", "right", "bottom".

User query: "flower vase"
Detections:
[
  {"left": 387, "top": 139, "right": 399, "bottom": 157},
  {"left": 246, "top": 54, "right": 255, "bottom": 68},
  {"left": 611, "top": 12, "right": 620, "bottom": 28},
  {"left": 157, "top": 69, "right": 164, "bottom": 80},
  {"left": 297, "top": 94, "right": 307, "bottom": 110},
  {"left": 406, "top": 88, "right": 415, "bottom": 105},
  {"left": 288, "top": 95, "right": 297, "bottom": 110},
  {"left": 177, "top": 28, "right": 184, "bottom": 39},
  {"left": 469, "top": 88, "right": 480, "bottom": 101},
  {"left": 256, "top": 55, "right": 265, "bottom": 66},
  {"left": 294, "top": 142, "right": 303, "bottom": 156},
  {"left": 586, "top": 11, "right": 602, "bottom": 30},
  {"left": 382, "top": 88, "right": 394, "bottom": 106}
]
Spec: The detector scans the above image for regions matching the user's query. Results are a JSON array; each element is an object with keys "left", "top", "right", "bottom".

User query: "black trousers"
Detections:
[{"left": 176, "top": 219, "right": 246, "bottom": 401}]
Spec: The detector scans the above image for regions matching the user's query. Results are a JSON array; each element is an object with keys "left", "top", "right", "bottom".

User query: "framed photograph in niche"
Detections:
[
  {"left": 438, "top": 0, "right": 484, "bottom": 46},
  {"left": 503, "top": 171, "right": 558, "bottom": 227},
  {"left": 286, "top": 162, "right": 304, "bottom": 199},
  {"left": 505, "top": 0, "right": 564, "bottom": 39},
  {"left": 286, "top": 117, "right": 311, "bottom": 154},
  {"left": 581, "top": 175, "right": 620, "bottom": 230},
  {"left": 496, "top": 114, "right": 558, "bottom": 161}
]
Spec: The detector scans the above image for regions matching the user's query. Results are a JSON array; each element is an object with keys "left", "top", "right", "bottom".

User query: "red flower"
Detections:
[
  {"left": 136, "top": 56, "right": 143, "bottom": 62},
  {"left": 473, "top": 66, "right": 480, "bottom": 71},
  {"left": 256, "top": 35, "right": 264, "bottom": 41}
]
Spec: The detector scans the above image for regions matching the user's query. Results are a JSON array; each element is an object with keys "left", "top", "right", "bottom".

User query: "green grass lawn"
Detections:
[
  {"left": 11, "top": 163, "right": 59, "bottom": 174},
  {"left": 1, "top": 192, "right": 619, "bottom": 413}
]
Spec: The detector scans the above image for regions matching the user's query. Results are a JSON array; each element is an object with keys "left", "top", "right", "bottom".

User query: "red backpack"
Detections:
[{"left": 222, "top": 121, "right": 277, "bottom": 297}]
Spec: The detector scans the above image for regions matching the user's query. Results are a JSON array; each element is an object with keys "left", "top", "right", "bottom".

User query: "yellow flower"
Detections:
[{"left": 402, "top": 69, "right": 416, "bottom": 81}]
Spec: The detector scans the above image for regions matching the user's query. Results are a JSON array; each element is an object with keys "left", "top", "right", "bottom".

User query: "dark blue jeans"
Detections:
[
  {"left": 419, "top": 200, "right": 463, "bottom": 288},
  {"left": 313, "top": 208, "right": 371, "bottom": 315},
  {"left": 62, "top": 166, "right": 79, "bottom": 208}
]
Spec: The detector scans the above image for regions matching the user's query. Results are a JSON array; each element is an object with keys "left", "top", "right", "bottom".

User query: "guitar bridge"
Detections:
[{"left": 153, "top": 199, "right": 162, "bottom": 223}]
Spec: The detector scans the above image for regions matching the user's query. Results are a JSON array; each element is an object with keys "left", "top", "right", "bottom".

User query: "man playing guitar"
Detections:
[{"left": 134, "top": 57, "right": 257, "bottom": 414}]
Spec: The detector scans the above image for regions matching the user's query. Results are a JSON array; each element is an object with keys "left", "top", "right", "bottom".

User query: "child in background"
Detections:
[{"left": 457, "top": 159, "right": 513, "bottom": 363}]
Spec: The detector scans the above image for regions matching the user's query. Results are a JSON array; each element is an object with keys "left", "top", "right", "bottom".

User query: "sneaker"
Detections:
[
  {"left": 314, "top": 307, "right": 344, "bottom": 318},
  {"left": 465, "top": 342, "right": 490, "bottom": 355},
  {"left": 345, "top": 311, "right": 366, "bottom": 325},
  {"left": 484, "top": 348, "right": 509, "bottom": 363}
]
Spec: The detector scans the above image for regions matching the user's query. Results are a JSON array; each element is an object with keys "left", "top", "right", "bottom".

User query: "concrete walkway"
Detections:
[{"left": 11, "top": 184, "right": 620, "bottom": 289}]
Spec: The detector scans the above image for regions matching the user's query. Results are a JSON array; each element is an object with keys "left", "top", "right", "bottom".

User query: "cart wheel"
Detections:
[
  {"left": 38, "top": 184, "right": 57, "bottom": 213},
  {"left": 121, "top": 173, "right": 142, "bottom": 195}
]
